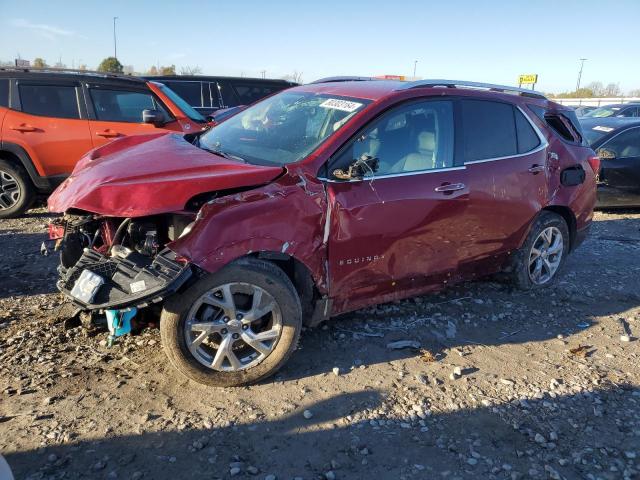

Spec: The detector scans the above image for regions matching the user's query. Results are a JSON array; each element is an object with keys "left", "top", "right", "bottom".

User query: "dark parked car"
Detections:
[
  {"left": 572, "top": 105, "right": 598, "bottom": 117},
  {"left": 583, "top": 103, "right": 640, "bottom": 118},
  {"left": 48, "top": 78, "right": 597, "bottom": 387},
  {"left": 581, "top": 117, "right": 640, "bottom": 207},
  {"left": 143, "top": 75, "right": 297, "bottom": 116}
]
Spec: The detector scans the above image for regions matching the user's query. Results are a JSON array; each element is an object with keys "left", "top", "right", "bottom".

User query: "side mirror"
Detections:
[
  {"left": 333, "top": 154, "right": 380, "bottom": 180},
  {"left": 142, "top": 109, "right": 166, "bottom": 127},
  {"left": 596, "top": 148, "right": 616, "bottom": 160}
]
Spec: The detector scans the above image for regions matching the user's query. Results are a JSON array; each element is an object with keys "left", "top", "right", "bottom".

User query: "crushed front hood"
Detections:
[{"left": 48, "top": 133, "right": 283, "bottom": 217}]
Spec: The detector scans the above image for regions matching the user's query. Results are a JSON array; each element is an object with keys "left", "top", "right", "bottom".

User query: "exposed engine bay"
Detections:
[{"left": 46, "top": 212, "right": 195, "bottom": 310}]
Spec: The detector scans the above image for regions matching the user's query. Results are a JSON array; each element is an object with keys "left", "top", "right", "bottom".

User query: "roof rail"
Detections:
[
  {"left": 396, "top": 79, "right": 547, "bottom": 100},
  {"left": 0, "top": 66, "right": 144, "bottom": 82},
  {"left": 308, "top": 76, "right": 380, "bottom": 84}
]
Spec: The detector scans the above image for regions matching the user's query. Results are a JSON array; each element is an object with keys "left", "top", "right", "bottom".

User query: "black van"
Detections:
[{"left": 144, "top": 76, "right": 297, "bottom": 116}]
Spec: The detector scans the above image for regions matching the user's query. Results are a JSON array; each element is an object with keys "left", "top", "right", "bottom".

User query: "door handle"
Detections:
[
  {"left": 10, "top": 124, "right": 36, "bottom": 132},
  {"left": 434, "top": 183, "right": 466, "bottom": 193},
  {"left": 95, "top": 130, "right": 120, "bottom": 138},
  {"left": 528, "top": 164, "right": 545, "bottom": 174}
]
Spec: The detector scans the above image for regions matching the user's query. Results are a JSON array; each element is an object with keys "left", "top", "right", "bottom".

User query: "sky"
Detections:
[{"left": 1, "top": 0, "right": 639, "bottom": 94}]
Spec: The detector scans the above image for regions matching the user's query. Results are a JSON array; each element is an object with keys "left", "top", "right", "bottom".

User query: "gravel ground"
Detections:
[{"left": 1, "top": 208, "right": 639, "bottom": 480}]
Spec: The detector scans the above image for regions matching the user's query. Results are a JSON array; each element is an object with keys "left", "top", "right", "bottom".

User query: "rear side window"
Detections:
[
  {"left": 461, "top": 100, "right": 517, "bottom": 161},
  {"left": 89, "top": 89, "right": 160, "bottom": 123},
  {"left": 0, "top": 79, "right": 8, "bottom": 107},
  {"left": 19, "top": 84, "right": 80, "bottom": 119},
  {"left": 514, "top": 108, "right": 541, "bottom": 153},
  {"left": 163, "top": 81, "right": 203, "bottom": 107}
]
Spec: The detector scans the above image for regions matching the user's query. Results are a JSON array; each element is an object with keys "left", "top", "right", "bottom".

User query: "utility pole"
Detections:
[
  {"left": 260, "top": 70, "right": 266, "bottom": 79},
  {"left": 413, "top": 60, "right": 417, "bottom": 79},
  {"left": 113, "top": 17, "right": 118, "bottom": 59},
  {"left": 575, "top": 58, "right": 587, "bottom": 92}
]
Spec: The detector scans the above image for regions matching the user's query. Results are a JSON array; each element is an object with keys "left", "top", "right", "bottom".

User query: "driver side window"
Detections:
[{"left": 336, "top": 100, "right": 454, "bottom": 177}]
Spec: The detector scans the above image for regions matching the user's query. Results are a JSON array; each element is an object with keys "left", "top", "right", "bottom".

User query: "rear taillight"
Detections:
[{"left": 587, "top": 155, "right": 600, "bottom": 173}]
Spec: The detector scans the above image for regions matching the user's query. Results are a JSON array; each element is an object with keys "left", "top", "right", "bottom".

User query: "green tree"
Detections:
[
  {"left": 160, "top": 64, "right": 176, "bottom": 75},
  {"left": 97, "top": 56, "right": 124, "bottom": 74},
  {"left": 33, "top": 57, "right": 47, "bottom": 68}
]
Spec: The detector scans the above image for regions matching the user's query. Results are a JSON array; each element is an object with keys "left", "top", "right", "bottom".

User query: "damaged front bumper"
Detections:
[{"left": 57, "top": 248, "right": 192, "bottom": 310}]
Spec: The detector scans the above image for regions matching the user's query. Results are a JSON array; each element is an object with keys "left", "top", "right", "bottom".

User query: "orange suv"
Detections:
[{"left": 0, "top": 68, "right": 209, "bottom": 218}]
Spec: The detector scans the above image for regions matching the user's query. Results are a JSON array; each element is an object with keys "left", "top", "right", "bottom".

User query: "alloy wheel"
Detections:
[
  {"left": 0, "top": 170, "right": 21, "bottom": 210},
  {"left": 528, "top": 226, "right": 563, "bottom": 285},
  {"left": 184, "top": 282, "right": 282, "bottom": 371}
]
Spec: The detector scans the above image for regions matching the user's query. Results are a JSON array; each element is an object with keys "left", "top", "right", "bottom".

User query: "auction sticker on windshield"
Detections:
[
  {"left": 320, "top": 98, "right": 363, "bottom": 113},
  {"left": 593, "top": 126, "right": 614, "bottom": 133}
]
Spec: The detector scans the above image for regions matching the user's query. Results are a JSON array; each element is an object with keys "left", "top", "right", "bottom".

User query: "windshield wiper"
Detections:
[{"left": 195, "top": 138, "right": 246, "bottom": 163}]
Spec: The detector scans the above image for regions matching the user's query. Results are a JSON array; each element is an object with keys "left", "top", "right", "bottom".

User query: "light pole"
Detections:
[
  {"left": 413, "top": 60, "right": 417, "bottom": 79},
  {"left": 575, "top": 58, "right": 587, "bottom": 92},
  {"left": 113, "top": 17, "right": 118, "bottom": 59}
]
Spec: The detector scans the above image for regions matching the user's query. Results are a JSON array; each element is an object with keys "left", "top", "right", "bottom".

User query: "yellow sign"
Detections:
[{"left": 519, "top": 74, "right": 538, "bottom": 85}]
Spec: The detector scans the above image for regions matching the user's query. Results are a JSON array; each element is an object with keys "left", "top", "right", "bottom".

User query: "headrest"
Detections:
[{"left": 417, "top": 131, "right": 435, "bottom": 152}]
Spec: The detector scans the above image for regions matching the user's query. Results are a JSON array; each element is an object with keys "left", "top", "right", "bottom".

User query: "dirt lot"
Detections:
[{"left": 1, "top": 209, "right": 639, "bottom": 480}]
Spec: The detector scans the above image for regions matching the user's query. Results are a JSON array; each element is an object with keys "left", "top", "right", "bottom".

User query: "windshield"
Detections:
[
  {"left": 157, "top": 83, "right": 206, "bottom": 123},
  {"left": 582, "top": 125, "right": 615, "bottom": 145},
  {"left": 584, "top": 106, "right": 621, "bottom": 118},
  {"left": 198, "top": 91, "right": 370, "bottom": 166}
]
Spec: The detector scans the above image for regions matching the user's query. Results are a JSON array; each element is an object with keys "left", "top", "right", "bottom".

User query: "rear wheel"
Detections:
[
  {"left": 160, "top": 258, "right": 302, "bottom": 387},
  {"left": 0, "top": 160, "right": 35, "bottom": 219},
  {"left": 509, "top": 211, "right": 570, "bottom": 290}
]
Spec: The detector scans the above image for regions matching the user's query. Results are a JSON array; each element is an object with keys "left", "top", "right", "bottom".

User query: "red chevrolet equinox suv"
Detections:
[{"left": 48, "top": 77, "right": 598, "bottom": 386}]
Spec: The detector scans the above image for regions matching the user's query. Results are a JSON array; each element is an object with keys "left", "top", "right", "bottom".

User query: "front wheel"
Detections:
[
  {"left": 160, "top": 258, "right": 302, "bottom": 387},
  {"left": 509, "top": 211, "right": 570, "bottom": 290}
]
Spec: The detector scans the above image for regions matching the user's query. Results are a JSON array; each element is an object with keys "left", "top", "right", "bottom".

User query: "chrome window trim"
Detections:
[
  {"left": 464, "top": 105, "right": 548, "bottom": 165},
  {"left": 318, "top": 165, "right": 466, "bottom": 184}
]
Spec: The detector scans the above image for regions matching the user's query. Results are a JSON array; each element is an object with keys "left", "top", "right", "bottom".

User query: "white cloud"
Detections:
[{"left": 10, "top": 18, "right": 86, "bottom": 40}]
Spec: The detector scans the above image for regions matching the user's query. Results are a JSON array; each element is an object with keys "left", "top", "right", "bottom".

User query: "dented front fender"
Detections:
[{"left": 169, "top": 169, "right": 330, "bottom": 294}]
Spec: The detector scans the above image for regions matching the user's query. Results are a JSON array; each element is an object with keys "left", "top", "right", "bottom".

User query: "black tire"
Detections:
[
  {"left": 160, "top": 257, "right": 302, "bottom": 387},
  {"left": 508, "top": 211, "right": 570, "bottom": 290},
  {"left": 0, "top": 159, "right": 35, "bottom": 219}
]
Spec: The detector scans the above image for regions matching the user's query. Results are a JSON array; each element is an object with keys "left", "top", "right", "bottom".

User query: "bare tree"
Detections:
[
  {"left": 629, "top": 89, "right": 640, "bottom": 97},
  {"left": 282, "top": 71, "right": 303, "bottom": 84},
  {"left": 180, "top": 65, "right": 202, "bottom": 75},
  {"left": 586, "top": 81, "right": 604, "bottom": 97},
  {"left": 604, "top": 83, "right": 621, "bottom": 97}
]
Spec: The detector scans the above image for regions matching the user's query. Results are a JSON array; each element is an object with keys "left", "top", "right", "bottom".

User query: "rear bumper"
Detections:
[
  {"left": 596, "top": 184, "right": 640, "bottom": 208},
  {"left": 57, "top": 248, "right": 192, "bottom": 310}
]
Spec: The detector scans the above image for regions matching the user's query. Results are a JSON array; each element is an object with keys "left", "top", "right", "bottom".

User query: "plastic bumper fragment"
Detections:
[{"left": 57, "top": 248, "right": 191, "bottom": 310}]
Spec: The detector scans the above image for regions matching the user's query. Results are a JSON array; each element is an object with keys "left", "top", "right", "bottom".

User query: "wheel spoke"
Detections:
[
  {"left": 190, "top": 321, "right": 226, "bottom": 334},
  {"left": 547, "top": 237, "right": 563, "bottom": 255},
  {"left": 0, "top": 194, "right": 11, "bottom": 209},
  {"left": 190, "top": 330, "right": 209, "bottom": 348},
  {"left": 241, "top": 327, "right": 279, "bottom": 355},
  {"left": 211, "top": 335, "right": 241, "bottom": 370},
  {"left": 242, "top": 288, "right": 275, "bottom": 323},
  {"left": 202, "top": 284, "right": 236, "bottom": 318},
  {"left": 529, "top": 247, "right": 541, "bottom": 265}
]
